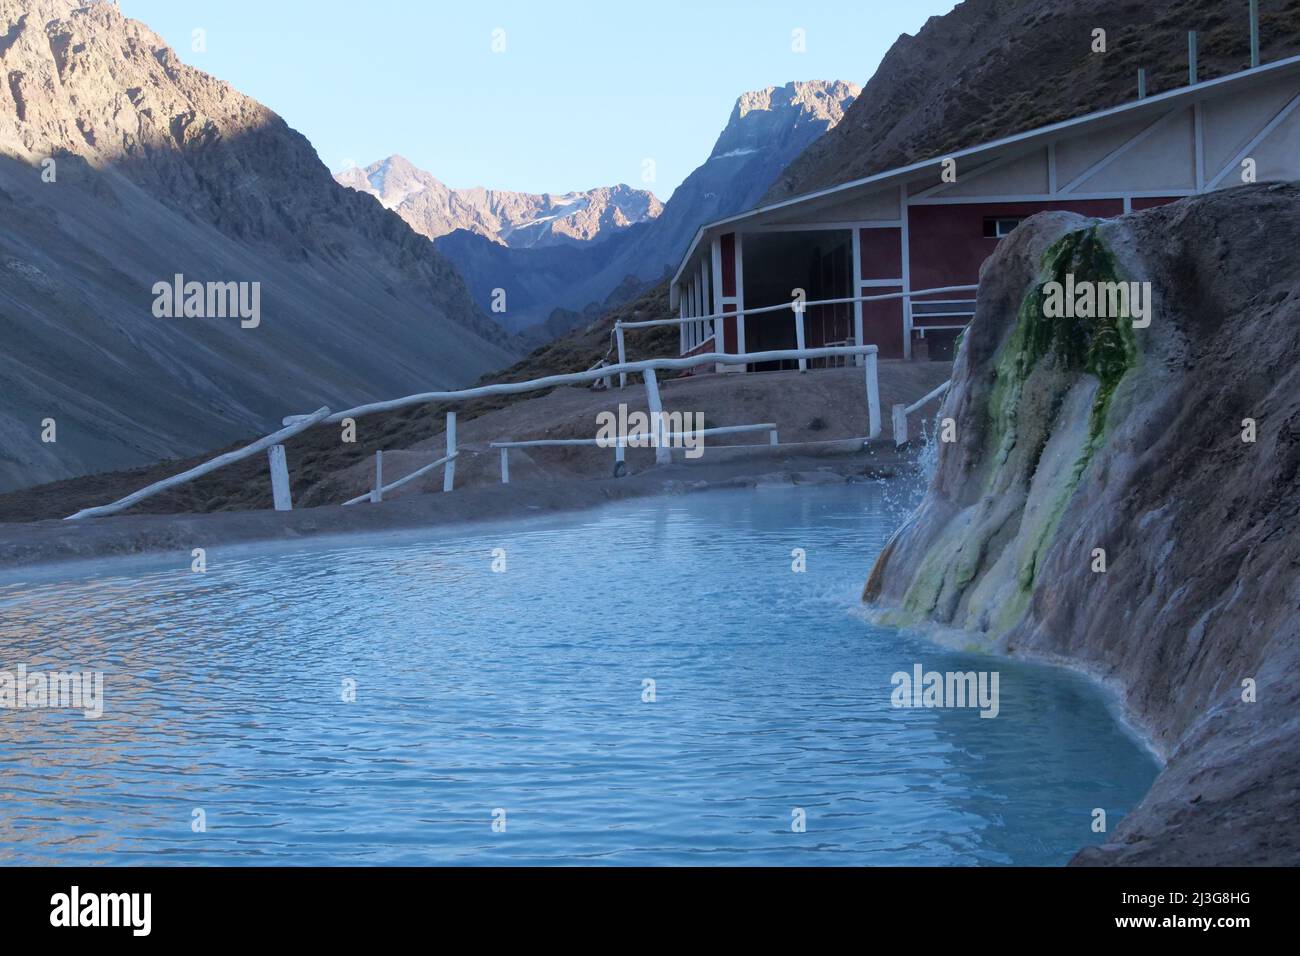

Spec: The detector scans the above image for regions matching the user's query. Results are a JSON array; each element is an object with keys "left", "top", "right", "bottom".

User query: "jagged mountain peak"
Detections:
[
  {"left": 434, "top": 78, "right": 860, "bottom": 335},
  {"left": 336, "top": 154, "right": 663, "bottom": 248},
  {"left": 733, "top": 79, "right": 861, "bottom": 123}
]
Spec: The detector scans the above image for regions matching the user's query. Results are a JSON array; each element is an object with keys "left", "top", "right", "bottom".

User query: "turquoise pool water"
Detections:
[{"left": 0, "top": 483, "right": 1158, "bottom": 865}]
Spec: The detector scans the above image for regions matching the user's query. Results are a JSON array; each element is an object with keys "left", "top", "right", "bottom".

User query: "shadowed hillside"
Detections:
[{"left": 0, "top": 0, "right": 515, "bottom": 493}]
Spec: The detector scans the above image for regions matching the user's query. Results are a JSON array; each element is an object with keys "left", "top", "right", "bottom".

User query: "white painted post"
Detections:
[
  {"left": 500, "top": 447, "right": 510, "bottom": 484},
  {"left": 794, "top": 305, "right": 807, "bottom": 372},
  {"left": 735, "top": 232, "right": 746, "bottom": 371},
  {"left": 372, "top": 450, "right": 383, "bottom": 503},
  {"left": 851, "top": 226, "right": 865, "bottom": 367},
  {"left": 865, "top": 351, "right": 882, "bottom": 440},
  {"left": 615, "top": 440, "right": 626, "bottom": 474},
  {"left": 1250, "top": 0, "right": 1260, "bottom": 68},
  {"left": 267, "top": 444, "right": 293, "bottom": 511},
  {"left": 892, "top": 404, "right": 908, "bottom": 448},
  {"left": 642, "top": 369, "right": 671, "bottom": 466},
  {"left": 443, "top": 411, "right": 457, "bottom": 492},
  {"left": 769, "top": 429, "right": 779, "bottom": 446},
  {"left": 615, "top": 322, "right": 627, "bottom": 389},
  {"left": 903, "top": 294, "right": 913, "bottom": 361}
]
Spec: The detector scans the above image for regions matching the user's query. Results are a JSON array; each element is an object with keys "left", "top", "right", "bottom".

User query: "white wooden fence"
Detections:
[
  {"left": 490, "top": 423, "right": 779, "bottom": 483},
  {"left": 614, "top": 284, "right": 978, "bottom": 381},
  {"left": 66, "top": 345, "right": 885, "bottom": 520},
  {"left": 64, "top": 407, "right": 332, "bottom": 521}
]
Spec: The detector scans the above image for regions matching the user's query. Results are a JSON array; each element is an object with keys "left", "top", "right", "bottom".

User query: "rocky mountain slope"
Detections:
[
  {"left": 769, "top": 0, "right": 1300, "bottom": 201},
  {"left": 0, "top": 0, "right": 514, "bottom": 493},
  {"left": 434, "top": 80, "right": 859, "bottom": 334},
  {"left": 336, "top": 155, "right": 662, "bottom": 248},
  {"left": 863, "top": 186, "right": 1300, "bottom": 865}
]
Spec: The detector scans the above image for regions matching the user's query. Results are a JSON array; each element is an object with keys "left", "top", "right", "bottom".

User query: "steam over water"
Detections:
[{"left": 0, "top": 484, "right": 1157, "bottom": 865}]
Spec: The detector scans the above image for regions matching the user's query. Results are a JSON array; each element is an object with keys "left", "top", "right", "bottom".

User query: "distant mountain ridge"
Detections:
[
  {"left": 433, "top": 79, "right": 860, "bottom": 334},
  {"left": 336, "top": 155, "right": 662, "bottom": 248}
]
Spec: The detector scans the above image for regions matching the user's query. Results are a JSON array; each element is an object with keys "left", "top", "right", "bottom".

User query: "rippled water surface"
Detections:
[{"left": 0, "top": 484, "right": 1158, "bottom": 865}]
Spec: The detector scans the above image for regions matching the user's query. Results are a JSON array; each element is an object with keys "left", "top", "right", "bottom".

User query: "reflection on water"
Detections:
[{"left": 0, "top": 484, "right": 1158, "bottom": 865}]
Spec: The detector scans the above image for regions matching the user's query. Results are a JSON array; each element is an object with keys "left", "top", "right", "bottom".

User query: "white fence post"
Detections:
[
  {"left": 267, "top": 444, "right": 293, "bottom": 511},
  {"left": 443, "top": 411, "right": 457, "bottom": 492},
  {"left": 499, "top": 447, "right": 510, "bottom": 484},
  {"left": 891, "top": 404, "right": 908, "bottom": 448},
  {"left": 794, "top": 306, "right": 807, "bottom": 372},
  {"left": 642, "top": 369, "right": 672, "bottom": 466},
  {"left": 865, "top": 351, "right": 882, "bottom": 439},
  {"left": 903, "top": 294, "right": 913, "bottom": 361},
  {"left": 769, "top": 429, "right": 779, "bottom": 446},
  {"left": 615, "top": 322, "right": 627, "bottom": 389},
  {"left": 371, "top": 450, "right": 383, "bottom": 503}
]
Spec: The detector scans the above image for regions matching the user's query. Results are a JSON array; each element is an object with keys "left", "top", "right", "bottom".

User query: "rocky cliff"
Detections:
[
  {"left": 336, "top": 155, "right": 662, "bottom": 248},
  {"left": 435, "top": 80, "right": 859, "bottom": 333},
  {"left": 863, "top": 186, "right": 1300, "bottom": 865},
  {"left": 769, "top": 0, "right": 1300, "bottom": 201},
  {"left": 0, "top": 0, "right": 514, "bottom": 492}
]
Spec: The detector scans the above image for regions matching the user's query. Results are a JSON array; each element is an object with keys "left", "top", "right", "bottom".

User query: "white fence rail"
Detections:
[
  {"left": 70, "top": 344, "right": 887, "bottom": 521},
  {"left": 64, "top": 407, "right": 332, "bottom": 521},
  {"left": 616, "top": 284, "right": 978, "bottom": 375},
  {"left": 490, "top": 423, "right": 779, "bottom": 484},
  {"left": 344, "top": 411, "right": 460, "bottom": 505},
  {"left": 618, "top": 285, "right": 980, "bottom": 330},
  {"left": 343, "top": 452, "right": 459, "bottom": 506},
  {"left": 891, "top": 381, "right": 952, "bottom": 448},
  {"left": 291, "top": 346, "right": 881, "bottom": 428}
]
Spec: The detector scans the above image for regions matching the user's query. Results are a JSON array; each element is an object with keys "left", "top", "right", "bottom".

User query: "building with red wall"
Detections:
[{"left": 671, "top": 52, "right": 1300, "bottom": 364}]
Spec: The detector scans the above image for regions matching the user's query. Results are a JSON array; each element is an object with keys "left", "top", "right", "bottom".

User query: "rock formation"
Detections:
[{"left": 864, "top": 186, "right": 1300, "bottom": 865}]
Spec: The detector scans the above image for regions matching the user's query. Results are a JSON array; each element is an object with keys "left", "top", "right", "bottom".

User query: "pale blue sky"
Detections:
[{"left": 118, "top": 0, "right": 959, "bottom": 199}]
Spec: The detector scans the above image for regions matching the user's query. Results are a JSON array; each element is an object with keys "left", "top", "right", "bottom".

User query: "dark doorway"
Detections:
[{"left": 740, "top": 230, "right": 853, "bottom": 371}]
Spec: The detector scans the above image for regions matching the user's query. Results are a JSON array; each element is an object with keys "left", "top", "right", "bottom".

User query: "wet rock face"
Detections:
[{"left": 865, "top": 186, "right": 1300, "bottom": 865}]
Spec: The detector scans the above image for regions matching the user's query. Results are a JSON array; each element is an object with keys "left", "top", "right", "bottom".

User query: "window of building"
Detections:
[{"left": 983, "top": 217, "right": 1024, "bottom": 239}]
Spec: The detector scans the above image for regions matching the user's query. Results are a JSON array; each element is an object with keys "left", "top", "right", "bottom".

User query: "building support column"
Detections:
[
  {"left": 900, "top": 186, "right": 913, "bottom": 361},
  {"left": 710, "top": 236, "right": 724, "bottom": 351},
  {"left": 735, "top": 232, "right": 746, "bottom": 369},
  {"left": 850, "top": 227, "right": 864, "bottom": 366}
]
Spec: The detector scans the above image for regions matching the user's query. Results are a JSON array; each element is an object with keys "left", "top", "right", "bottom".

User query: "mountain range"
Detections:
[
  {"left": 0, "top": 0, "right": 513, "bottom": 492},
  {"left": 430, "top": 79, "right": 860, "bottom": 335},
  {"left": 336, "top": 156, "right": 662, "bottom": 248}
]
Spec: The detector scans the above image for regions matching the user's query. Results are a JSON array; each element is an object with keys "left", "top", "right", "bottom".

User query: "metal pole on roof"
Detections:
[
  {"left": 1189, "top": 31, "right": 1198, "bottom": 84},
  {"left": 1250, "top": 0, "right": 1260, "bottom": 68},
  {"left": 1137, "top": 68, "right": 1147, "bottom": 99}
]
